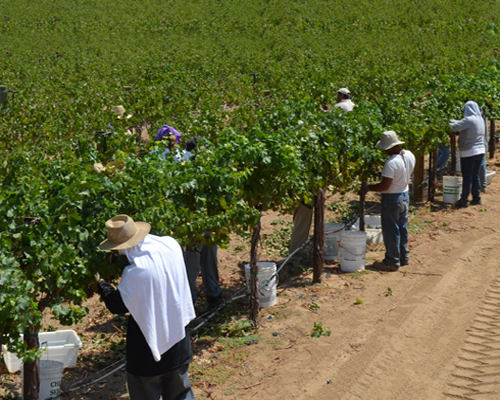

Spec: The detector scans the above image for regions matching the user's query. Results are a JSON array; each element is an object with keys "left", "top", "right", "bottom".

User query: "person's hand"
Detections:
[
  {"left": 94, "top": 272, "right": 102, "bottom": 284},
  {"left": 186, "top": 242, "right": 200, "bottom": 252},
  {"left": 358, "top": 185, "right": 369, "bottom": 197}
]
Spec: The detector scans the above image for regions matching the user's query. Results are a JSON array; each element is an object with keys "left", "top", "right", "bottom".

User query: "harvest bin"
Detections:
[
  {"left": 1, "top": 330, "right": 82, "bottom": 373},
  {"left": 352, "top": 215, "right": 383, "bottom": 245}
]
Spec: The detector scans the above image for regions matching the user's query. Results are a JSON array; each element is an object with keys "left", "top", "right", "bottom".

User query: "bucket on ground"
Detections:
[
  {"left": 443, "top": 175, "right": 462, "bottom": 204},
  {"left": 324, "top": 222, "right": 345, "bottom": 260},
  {"left": 22, "top": 360, "right": 64, "bottom": 400},
  {"left": 340, "top": 231, "right": 367, "bottom": 272},
  {"left": 244, "top": 262, "right": 278, "bottom": 308},
  {"left": 486, "top": 169, "right": 496, "bottom": 185}
]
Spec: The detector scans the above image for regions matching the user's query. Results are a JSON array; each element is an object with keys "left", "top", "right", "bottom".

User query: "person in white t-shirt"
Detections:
[
  {"left": 334, "top": 88, "right": 355, "bottom": 112},
  {"left": 359, "top": 131, "right": 415, "bottom": 272}
]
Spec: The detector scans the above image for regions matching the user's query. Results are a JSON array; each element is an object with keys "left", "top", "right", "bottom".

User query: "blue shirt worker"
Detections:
[{"left": 359, "top": 131, "right": 415, "bottom": 272}]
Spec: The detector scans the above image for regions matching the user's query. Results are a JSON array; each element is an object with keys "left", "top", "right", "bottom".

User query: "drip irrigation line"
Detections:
[
  {"left": 42, "top": 361, "right": 126, "bottom": 400},
  {"left": 190, "top": 234, "right": 317, "bottom": 332},
  {"left": 189, "top": 212, "right": 368, "bottom": 332},
  {"left": 61, "top": 357, "right": 126, "bottom": 392},
  {"left": 413, "top": 177, "right": 429, "bottom": 191},
  {"left": 274, "top": 236, "right": 313, "bottom": 276},
  {"left": 39, "top": 213, "right": 371, "bottom": 396},
  {"left": 191, "top": 285, "right": 249, "bottom": 323},
  {"left": 190, "top": 293, "right": 249, "bottom": 333}
]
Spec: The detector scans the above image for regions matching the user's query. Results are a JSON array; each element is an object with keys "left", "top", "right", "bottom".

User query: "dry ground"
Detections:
[{"left": 2, "top": 151, "right": 500, "bottom": 400}]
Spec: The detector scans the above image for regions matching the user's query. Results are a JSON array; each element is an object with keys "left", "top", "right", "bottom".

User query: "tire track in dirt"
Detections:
[
  {"left": 310, "top": 226, "right": 500, "bottom": 400},
  {"left": 443, "top": 277, "right": 500, "bottom": 399}
]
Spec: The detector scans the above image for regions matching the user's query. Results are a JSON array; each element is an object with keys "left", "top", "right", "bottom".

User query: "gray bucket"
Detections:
[{"left": 324, "top": 223, "right": 345, "bottom": 260}]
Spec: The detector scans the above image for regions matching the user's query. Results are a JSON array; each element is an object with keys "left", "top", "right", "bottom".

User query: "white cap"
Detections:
[{"left": 337, "top": 88, "right": 350, "bottom": 95}]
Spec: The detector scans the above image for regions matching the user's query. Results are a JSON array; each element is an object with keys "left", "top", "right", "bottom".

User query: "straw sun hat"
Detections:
[
  {"left": 99, "top": 214, "right": 151, "bottom": 251},
  {"left": 111, "top": 105, "right": 126, "bottom": 117},
  {"left": 375, "top": 130, "right": 405, "bottom": 151}
]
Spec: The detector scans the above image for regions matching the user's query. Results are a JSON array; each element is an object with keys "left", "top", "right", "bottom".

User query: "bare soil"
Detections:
[{"left": 3, "top": 153, "right": 500, "bottom": 400}]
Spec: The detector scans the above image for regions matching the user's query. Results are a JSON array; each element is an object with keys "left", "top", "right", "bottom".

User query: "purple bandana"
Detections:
[{"left": 154, "top": 124, "right": 181, "bottom": 144}]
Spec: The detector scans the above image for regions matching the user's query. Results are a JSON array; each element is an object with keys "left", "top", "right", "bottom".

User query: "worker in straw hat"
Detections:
[
  {"left": 359, "top": 131, "right": 415, "bottom": 272},
  {"left": 97, "top": 214, "right": 196, "bottom": 400}
]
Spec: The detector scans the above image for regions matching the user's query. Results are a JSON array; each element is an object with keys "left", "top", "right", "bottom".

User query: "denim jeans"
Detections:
[
  {"left": 381, "top": 192, "right": 409, "bottom": 267},
  {"left": 184, "top": 244, "right": 222, "bottom": 301},
  {"left": 460, "top": 154, "right": 483, "bottom": 202},
  {"left": 478, "top": 154, "right": 487, "bottom": 191},
  {"left": 437, "top": 144, "right": 450, "bottom": 171}
]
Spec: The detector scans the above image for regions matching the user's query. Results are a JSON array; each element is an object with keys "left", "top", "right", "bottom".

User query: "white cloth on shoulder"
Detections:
[
  {"left": 334, "top": 99, "right": 355, "bottom": 112},
  {"left": 118, "top": 234, "right": 195, "bottom": 362}
]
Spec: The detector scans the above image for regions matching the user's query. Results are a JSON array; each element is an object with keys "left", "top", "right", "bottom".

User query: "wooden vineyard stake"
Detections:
[
  {"left": 490, "top": 120, "right": 496, "bottom": 159},
  {"left": 428, "top": 148, "right": 438, "bottom": 202},
  {"left": 249, "top": 212, "right": 261, "bottom": 325},
  {"left": 312, "top": 189, "right": 325, "bottom": 284},
  {"left": 23, "top": 327, "right": 40, "bottom": 400},
  {"left": 414, "top": 153, "right": 425, "bottom": 202}
]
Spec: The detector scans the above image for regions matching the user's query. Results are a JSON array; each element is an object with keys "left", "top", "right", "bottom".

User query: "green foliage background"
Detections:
[{"left": 0, "top": 0, "right": 499, "bottom": 358}]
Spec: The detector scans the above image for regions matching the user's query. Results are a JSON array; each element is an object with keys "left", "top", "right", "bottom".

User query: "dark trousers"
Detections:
[
  {"left": 184, "top": 244, "right": 222, "bottom": 301},
  {"left": 460, "top": 154, "right": 483, "bottom": 202},
  {"left": 127, "top": 364, "right": 196, "bottom": 400}
]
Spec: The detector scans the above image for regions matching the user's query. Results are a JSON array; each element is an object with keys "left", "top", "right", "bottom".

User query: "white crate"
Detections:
[
  {"left": 352, "top": 215, "right": 383, "bottom": 245},
  {"left": 1, "top": 330, "right": 82, "bottom": 373}
]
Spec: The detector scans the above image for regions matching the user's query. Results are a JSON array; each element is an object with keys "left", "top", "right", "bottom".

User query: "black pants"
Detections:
[
  {"left": 127, "top": 364, "right": 196, "bottom": 400},
  {"left": 460, "top": 154, "right": 483, "bottom": 202}
]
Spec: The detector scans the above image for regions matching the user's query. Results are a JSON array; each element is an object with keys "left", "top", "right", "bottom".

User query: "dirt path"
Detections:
[
  {"left": 314, "top": 219, "right": 500, "bottom": 400},
  {"left": 207, "top": 161, "right": 500, "bottom": 399}
]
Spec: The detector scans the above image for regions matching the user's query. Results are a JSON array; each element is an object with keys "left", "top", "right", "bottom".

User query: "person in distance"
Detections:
[
  {"left": 334, "top": 87, "right": 355, "bottom": 112},
  {"left": 289, "top": 87, "right": 354, "bottom": 255}
]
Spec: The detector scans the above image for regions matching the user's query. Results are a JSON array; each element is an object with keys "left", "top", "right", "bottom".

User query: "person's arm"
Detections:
[
  {"left": 97, "top": 280, "right": 129, "bottom": 314},
  {"left": 359, "top": 176, "right": 393, "bottom": 196},
  {"left": 449, "top": 118, "right": 471, "bottom": 132}
]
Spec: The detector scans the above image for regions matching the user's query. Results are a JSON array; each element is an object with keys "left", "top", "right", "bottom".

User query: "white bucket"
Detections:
[
  {"left": 486, "top": 169, "right": 496, "bottom": 185},
  {"left": 22, "top": 360, "right": 64, "bottom": 400},
  {"left": 244, "top": 262, "right": 277, "bottom": 308},
  {"left": 340, "top": 231, "right": 367, "bottom": 272},
  {"left": 324, "top": 223, "right": 345, "bottom": 260},
  {"left": 443, "top": 175, "right": 462, "bottom": 204}
]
